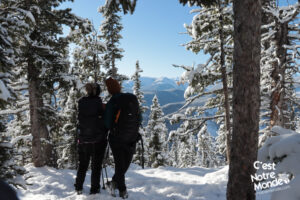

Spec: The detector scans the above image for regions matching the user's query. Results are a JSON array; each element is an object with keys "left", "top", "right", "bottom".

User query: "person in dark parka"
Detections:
[
  {"left": 104, "top": 77, "right": 141, "bottom": 199},
  {"left": 74, "top": 83, "right": 108, "bottom": 195},
  {"left": 0, "top": 180, "right": 19, "bottom": 200}
]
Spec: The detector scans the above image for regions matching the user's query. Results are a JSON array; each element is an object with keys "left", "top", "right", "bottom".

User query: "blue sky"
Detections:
[{"left": 60, "top": 0, "right": 208, "bottom": 78}]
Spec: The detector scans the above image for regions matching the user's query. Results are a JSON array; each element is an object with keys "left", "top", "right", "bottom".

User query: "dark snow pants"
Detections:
[
  {"left": 110, "top": 141, "right": 136, "bottom": 192},
  {"left": 75, "top": 140, "right": 107, "bottom": 191}
]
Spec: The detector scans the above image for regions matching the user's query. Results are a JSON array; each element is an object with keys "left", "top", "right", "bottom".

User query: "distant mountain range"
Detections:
[
  {"left": 123, "top": 77, "right": 187, "bottom": 112},
  {"left": 122, "top": 77, "right": 219, "bottom": 135},
  {"left": 123, "top": 77, "right": 187, "bottom": 92}
]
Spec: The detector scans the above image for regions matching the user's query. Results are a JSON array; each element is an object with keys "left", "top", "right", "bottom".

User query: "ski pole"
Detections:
[
  {"left": 104, "top": 161, "right": 109, "bottom": 184},
  {"left": 141, "top": 136, "right": 145, "bottom": 169},
  {"left": 103, "top": 144, "right": 110, "bottom": 185},
  {"left": 101, "top": 168, "right": 105, "bottom": 189}
]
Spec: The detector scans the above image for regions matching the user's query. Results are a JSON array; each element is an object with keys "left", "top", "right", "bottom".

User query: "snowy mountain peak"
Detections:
[{"left": 123, "top": 76, "right": 186, "bottom": 92}]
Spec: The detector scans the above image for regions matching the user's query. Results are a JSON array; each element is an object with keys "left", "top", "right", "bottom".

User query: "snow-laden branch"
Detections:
[{"left": 0, "top": 106, "right": 28, "bottom": 115}]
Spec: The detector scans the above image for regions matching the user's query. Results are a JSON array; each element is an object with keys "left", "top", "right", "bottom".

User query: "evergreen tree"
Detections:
[
  {"left": 169, "top": 112, "right": 219, "bottom": 168},
  {"left": 0, "top": 130, "right": 27, "bottom": 189},
  {"left": 175, "top": 0, "right": 233, "bottom": 162},
  {"left": 99, "top": 2, "right": 127, "bottom": 82},
  {"left": 131, "top": 60, "right": 148, "bottom": 114},
  {"left": 259, "top": 2, "right": 300, "bottom": 145},
  {"left": 169, "top": 121, "right": 197, "bottom": 167},
  {"left": 227, "top": 0, "right": 261, "bottom": 199},
  {"left": 0, "top": 0, "right": 32, "bottom": 185},
  {"left": 57, "top": 87, "right": 79, "bottom": 169},
  {"left": 71, "top": 23, "right": 106, "bottom": 84},
  {"left": 146, "top": 95, "right": 168, "bottom": 168},
  {"left": 10, "top": 0, "right": 91, "bottom": 167},
  {"left": 0, "top": 0, "right": 32, "bottom": 106},
  {"left": 101, "top": 0, "right": 137, "bottom": 14},
  {"left": 197, "top": 124, "right": 218, "bottom": 167},
  {"left": 168, "top": 130, "right": 180, "bottom": 167},
  {"left": 131, "top": 60, "right": 147, "bottom": 166},
  {"left": 6, "top": 111, "right": 31, "bottom": 166}
]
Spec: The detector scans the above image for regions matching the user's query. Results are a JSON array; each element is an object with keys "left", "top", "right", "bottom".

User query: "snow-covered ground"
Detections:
[
  {"left": 14, "top": 163, "right": 277, "bottom": 200},
  {"left": 17, "top": 164, "right": 229, "bottom": 200}
]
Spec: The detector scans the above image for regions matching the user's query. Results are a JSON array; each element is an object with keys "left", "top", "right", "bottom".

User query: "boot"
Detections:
[
  {"left": 76, "top": 190, "right": 83, "bottom": 195},
  {"left": 90, "top": 187, "right": 100, "bottom": 195},
  {"left": 74, "top": 184, "right": 82, "bottom": 195},
  {"left": 119, "top": 190, "right": 128, "bottom": 199}
]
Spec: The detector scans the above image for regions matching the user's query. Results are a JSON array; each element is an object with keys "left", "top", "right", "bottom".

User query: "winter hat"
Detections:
[{"left": 105, "top": 77, "right": 121, "bottom": 95}]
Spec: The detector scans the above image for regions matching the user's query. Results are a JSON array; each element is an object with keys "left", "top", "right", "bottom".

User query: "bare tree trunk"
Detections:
[
  {"left": 28, "top": 57, "right": 54, "bottom": 167},
  {"left": 218, "top": 0, "right": 231, "bottom": 164},
  {"left": 111, "top": 54, "right": 117, "bottom": 79},
  {"left": 227, "top": 0, "right": 261, "bottom": 200},
  {"left": 270, "top": 21, "right": 288, "bottom": 128}
]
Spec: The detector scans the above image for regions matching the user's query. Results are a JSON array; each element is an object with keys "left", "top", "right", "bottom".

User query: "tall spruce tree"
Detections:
[
  {"left": 175, "top": 0, "right": 233, "bottom": 162},
  {"left": 131, "top": 60, "right": 147, "bottom": 166},
  {"left": 0, "top": 0, "right": 33, "bottom": 185},
  {"left": 260, "top": 2, "right": 300, "bottom": 145},
  {"left": 259, "top": 2, "right": 299, "bottom": 147},
  {"left": 11, "top": 0, "right": 91, "bottom": 167},
  {"left": 227, "top": 0, "right": 261, "bottom": 199},
  {"left": 146, "top": 95, "right": 168, "bottom": 168},
  {"left": 131, "top": 60, "right": 148, "bottom": 114},
  {"left": 99, "top": 3, "right": 127, "bottom": 82}
]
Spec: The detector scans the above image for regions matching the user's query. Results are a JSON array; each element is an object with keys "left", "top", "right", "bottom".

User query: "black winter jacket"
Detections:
[{"left": 77, "top": 96, "right": 107, "bottom": 143}]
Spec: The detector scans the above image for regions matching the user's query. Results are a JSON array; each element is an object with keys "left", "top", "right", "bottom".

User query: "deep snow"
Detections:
[
  {"left": 17, "top": 164, "right": 229, "bottom": 200},
  {"left": 15, "top": 163, "right": 276, "bottom": 200}
]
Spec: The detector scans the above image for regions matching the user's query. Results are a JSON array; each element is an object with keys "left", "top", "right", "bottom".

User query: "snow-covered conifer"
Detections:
[
  {"left": 71, "top": 23, "right": 106, "bottom": 84},
  {"left": 131, "top": 60, "right": 148, "bottom": 114},
  {"left": 0, "top": 0, "right": 33, "bottom": 185},
  {"left": 169, "top": 121, "right": 197, "bottom": 167},
  {"left": 99, "top": 2, "right": 127, "bottom": 82},
  {"left": 10, "top": 0, "right": 92, "bottom": 167},
  {"left": 259, "top": 2, "right": 300, "bottom": 145},
  {"left": 131, "top": 60, "right": 148, "bottom": 166},
  {"left": 197, "top": 124, "right": 218, "bottom": 167},
  {"left": 57, "top": 87, "right": 79, "bottom": 169},
  {"left": 146, "top": 95, "right": 168, "bottom": 168},
  {"left": 174, "top": 1, "right": 234, "bottom": 162}
]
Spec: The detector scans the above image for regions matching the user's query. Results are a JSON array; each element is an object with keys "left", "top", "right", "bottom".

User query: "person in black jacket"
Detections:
[
  {"left": 0, "top": 180, "right": 19, "bottom": 200},
  {"left": 74, "top": 83, "right": 107, "bottom": 195},
  {"left": 104, "top": 77, "right": 142, "bottom": 199}
]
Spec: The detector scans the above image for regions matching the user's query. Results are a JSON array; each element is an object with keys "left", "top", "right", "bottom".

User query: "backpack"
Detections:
[
  {"left": 112, "top": 93, "right": 145, "bottom": 168},
  {"left": 112, "top": 93, "right": 140, "bottom": 143}
]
